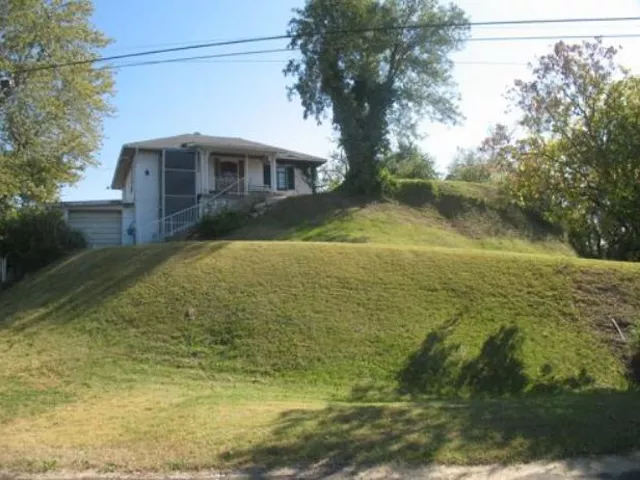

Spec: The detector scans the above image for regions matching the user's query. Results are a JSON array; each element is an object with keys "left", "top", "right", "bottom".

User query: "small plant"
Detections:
[{"left": 192, "top": 209, "right": 248, "bottom": 240}]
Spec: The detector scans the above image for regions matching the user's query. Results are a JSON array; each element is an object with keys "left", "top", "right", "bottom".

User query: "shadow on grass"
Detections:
[
  {"left": 395, "top": 318, "right": 595, "bottom": 399},
  {"left": 227, "top": 193, "right": 375, "bottom": 242},
  {"left": 0, "top": 241, "right": 229, "bottom": 332},
  {"left": 229, "top": 319, "right": 635, "bottom": 476},
  {"left": 230, "top": 391, "right": 640, "bottom": 476}
]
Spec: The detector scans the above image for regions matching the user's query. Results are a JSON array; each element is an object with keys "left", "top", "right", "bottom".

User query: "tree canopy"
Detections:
[
  {"left": 286, "top": 0, "right": 468, "bottom": 194},
  {"left": 382, "top": 141, "right": 437, "bottom": 179},
  {"left": 446, "top": 124, "right": 513, "bottom": 183},
  {"left": 507, "top": 40, "right": 640, "bottom": 261},
  {"left": 0, "top": 0, "right": 114, "bottom": 211}
]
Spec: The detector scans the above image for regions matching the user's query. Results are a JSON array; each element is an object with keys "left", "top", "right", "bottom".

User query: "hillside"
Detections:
[
  {"left": 2, "top": 241, "right": 640, "bottom": 471},
  {"left": 228, "top": 180, "right": 574, "bottom": 256}
]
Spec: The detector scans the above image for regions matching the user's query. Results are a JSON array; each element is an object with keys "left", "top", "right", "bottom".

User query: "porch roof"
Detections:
[{"left": 111, "top": 133, "right": 326, "bottom": 189}]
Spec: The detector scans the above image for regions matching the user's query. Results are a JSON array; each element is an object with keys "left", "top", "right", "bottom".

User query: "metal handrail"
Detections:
[{"left": 138, "top": 178, "right": 244, "bottom": 243}]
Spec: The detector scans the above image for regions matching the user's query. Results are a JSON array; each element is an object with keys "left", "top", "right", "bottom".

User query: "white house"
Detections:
[{"left": 60, "top": 133, "right": 326, "bottom": 247}]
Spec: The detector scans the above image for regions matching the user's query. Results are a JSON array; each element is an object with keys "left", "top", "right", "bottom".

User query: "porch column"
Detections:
[
  {"left": 270, "top": 155, "right": 277, "bottom": 192},
  {"left": 200, "top": 149, "right": 209, "bottom": 194},
  {"left": 244, "top": 154, "right": 249, "bottom": 193}
]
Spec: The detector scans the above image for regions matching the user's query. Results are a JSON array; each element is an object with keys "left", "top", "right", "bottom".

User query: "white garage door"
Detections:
[{"left": 68, "top": 210, "right": 122, "bottom": 248}]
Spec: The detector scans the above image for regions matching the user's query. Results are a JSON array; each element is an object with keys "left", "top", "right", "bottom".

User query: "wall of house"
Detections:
[
  {"left": 248, "top": 158, "right": 265, "bottom": 188},
  {"left": 123, "top": 167, "right": 134, "bottom": 203},
  {"left": 133, "top": 150, "right": 161, "bottom": 243},
  {"left": 121, "top": 206, "right": 135, "bottom": 246}
]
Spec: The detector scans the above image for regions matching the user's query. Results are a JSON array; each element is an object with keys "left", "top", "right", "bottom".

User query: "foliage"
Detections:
[
  {"left": 0, "top": 0, "right": 114, "bottom": 211},
  {"left": 507, "top": 40, "right": 640, "bottom": 261},
  {"left": 192, "top": 209, "right": 248, "bottom": 240},
  {"left": 285, "top": 0, "right": 468, "bottom": 194},
  {"left": 447, "top": 148, "right": 492, "bottom": 182},
  {"left": 0, "top": 207, "right": 86, "bottom": 274},
  {"left": 382, "top": 140, "right": 438, "bottom": 179},
  {"left": 446, "top": 124, "right": 514, "bottom": 183}
]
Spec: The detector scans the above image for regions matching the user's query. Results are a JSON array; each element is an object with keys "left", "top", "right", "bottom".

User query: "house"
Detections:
[{"left": 59, "top": 133, "right": 326, "bottom": 247}]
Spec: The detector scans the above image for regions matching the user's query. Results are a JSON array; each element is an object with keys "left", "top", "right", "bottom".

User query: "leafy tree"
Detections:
[
  {"left": 285, "top": 0, "right": 468, "bottom": 194},
  {"left": 318, "top": 149, "right": 349, "bottom": 191},
  {"left": 0, "top": 0, "right": 114, "bottom": 212},
  {"left": 447, "top": 124, "right": 513, "bottom": 183},
  {"left": 507, "top": 40, "right": 640, "bottom": 261},
  {"left": 382, "top": 140, "right": 437, "bottom": 179},
  {"left": 447, "top": 148, "right": 491, "bottom": 182}
]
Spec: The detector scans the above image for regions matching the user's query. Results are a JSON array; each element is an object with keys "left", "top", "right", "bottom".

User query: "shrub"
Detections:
[
  {"left": 0, "top": 208, "right": 86, "bottom": 275},
  {"left": 192, "top": 209, "right": 248, "bottom": 240}
]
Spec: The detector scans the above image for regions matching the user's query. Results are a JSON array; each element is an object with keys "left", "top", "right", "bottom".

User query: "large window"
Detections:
[
  {"left": 164, "top": 150, "right": 196, "bottom": 216},
  {"left": 277, "top": 166, "right": 295, "bottom": 191}
]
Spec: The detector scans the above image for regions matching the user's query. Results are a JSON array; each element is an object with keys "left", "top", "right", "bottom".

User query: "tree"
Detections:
[
  {"left": 446, "top": 124, "right": 514, "bottom": 182},
  {"left": 285, "top": 0, "right": 468, "bottom": 194},
  {"left": 382, "top": 140, "right": 437, "bottom": 179},
  {"left": 447, "top": 148, "right": 491, "bottom": 182},
  {"left": 318, "top": 149, "right": 349, "bottom": 191},
  {"left": 507, "top": 40, "right": 640, "bottom": 261},
  {"left": 0, "top": 0, "right": 114, "bottom": 212}
]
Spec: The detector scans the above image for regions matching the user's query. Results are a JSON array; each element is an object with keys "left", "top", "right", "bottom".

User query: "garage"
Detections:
[{"left": 67, "top": 210, "right": 123, "bottom": 248}]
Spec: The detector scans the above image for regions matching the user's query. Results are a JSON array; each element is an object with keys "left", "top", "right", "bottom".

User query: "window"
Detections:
[
  {"left": 263, "top": 163, "right": 271, "bottom": 187},
  {"left": 277, "top": 166, "right": 295, "bottom": 191},
  {"left": 163, "top": 149, "right": 196, "bottom": 217},
  {"left": 165, "top": 150, "right": 196, "bottom": 170}
]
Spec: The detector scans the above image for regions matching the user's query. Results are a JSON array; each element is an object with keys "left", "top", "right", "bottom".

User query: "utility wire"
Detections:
[
  {"left": 96, "top": 32, "right": 640, "bottom": 72},
  {"left": 14, "top": 16, "right": 640, "bottom": 73}
]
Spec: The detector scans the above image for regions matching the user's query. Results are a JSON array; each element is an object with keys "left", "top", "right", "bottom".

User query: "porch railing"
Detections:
[{"left": 139, "top": 178, "right": 244, "bottom": 243}]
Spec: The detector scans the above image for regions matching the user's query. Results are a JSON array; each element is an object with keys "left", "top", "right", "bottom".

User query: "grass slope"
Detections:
[
  {"left": 1, "top": 242, "right": 640, "bottom": 471},
  {"left": 229, "top": 180, "right": 573, "bottom": 256}
]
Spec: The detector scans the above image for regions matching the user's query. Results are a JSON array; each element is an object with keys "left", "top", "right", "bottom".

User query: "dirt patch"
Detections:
[{"left": 571, "top": 266, "right": 640, "bottom": 380}]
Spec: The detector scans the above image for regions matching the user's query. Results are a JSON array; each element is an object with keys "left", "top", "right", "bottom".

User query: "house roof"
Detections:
[
  {"left": 57, "top": 199, "right": 131, "bottom": 210},
  {"left": 111, "top": 133, "right": 326, "bottom": 189}
]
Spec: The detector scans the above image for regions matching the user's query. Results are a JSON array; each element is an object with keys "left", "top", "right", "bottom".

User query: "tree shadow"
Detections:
[
  {"left": 396, "top": 315, "right": 462, "bottom": 396},
  {"left": 227, "top": 192, "right": 375, "bottom": 241},
  {"left": 0, "top": 241, "right": 229, "bottom": 332},
  {"left": 456, "top": 326, "right": 528, "bottom": 395},
  {"left": 229, "top": 391, "right": 640, "bottom": 477}
]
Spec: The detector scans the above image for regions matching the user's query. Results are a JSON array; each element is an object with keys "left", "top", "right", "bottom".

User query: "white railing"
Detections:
[{"left": 139, "top": 178, "right": 244, "bottom": 243}]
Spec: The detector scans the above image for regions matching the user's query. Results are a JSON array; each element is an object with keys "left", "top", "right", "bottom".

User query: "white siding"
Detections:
[
  {"left": 68, "top": 210, "right": 122, "bottom": 248},
  {"left": 134, "top": 150, "right": 161, "bottom": 243},
  {"left": 123, "top": 168, "right": 134, "bottom": 203},
  {"left": 248, "top": 158, "right": 265, "bottom": 189},
  {"left": 121, "top": 206, "right": 135, "bottom": 246}
]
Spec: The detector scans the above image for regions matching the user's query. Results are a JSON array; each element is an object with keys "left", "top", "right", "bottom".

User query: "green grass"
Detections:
[
  {"left": 229, "top": 180, "right": 573, "bottom": 256},
  {"left": 1, "top": 241, "right": 640, "bottom": 471}
]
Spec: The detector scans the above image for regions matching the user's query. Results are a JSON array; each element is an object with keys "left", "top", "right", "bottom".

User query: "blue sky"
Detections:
[{"left": 62, "top": 0, "right": 640, "bottom": 201}]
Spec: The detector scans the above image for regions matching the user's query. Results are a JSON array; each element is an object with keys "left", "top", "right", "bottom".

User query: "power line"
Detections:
[
  {"left": 14, "top": 15, "right": 640, "bottom": 73},
  {"left": 98, "top": 48, "right": 291, "bottom": 71},
  {"left": 468, "top": 33, "right": 640, "bottom": 42},
  {"left": 95, "top": 32, "right": 640, "bottom": 72}
]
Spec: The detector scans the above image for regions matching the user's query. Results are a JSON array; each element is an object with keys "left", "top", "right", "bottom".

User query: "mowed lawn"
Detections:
[
  {"left": 1, "top": 241, "right": 640, "bottom": 472},
  {"left": 228, "top": 181, "right": 574, "bottom": 256}
]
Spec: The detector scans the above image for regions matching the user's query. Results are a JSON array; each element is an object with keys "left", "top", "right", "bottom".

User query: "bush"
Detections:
[
  {"left": 192, "top": 209, "right": 248, "bottom": 240},
  {"left": 0, "top": 208, "right": 86, "bottom": 275}
]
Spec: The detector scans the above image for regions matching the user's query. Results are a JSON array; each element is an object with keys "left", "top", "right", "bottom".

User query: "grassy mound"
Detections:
[
  {"left": 229, "top": 180, "right": 573, "bottom": 256},
  {"left": 2, "top": 241, "right": 640, "bottom": 471},
  {"left": 2, "top": 242, "right": 636, "bottom": 393}
]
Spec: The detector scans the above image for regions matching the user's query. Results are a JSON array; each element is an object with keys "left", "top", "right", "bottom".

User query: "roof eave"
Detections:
[{"left": 110, "top": 146, "right": 136, "bottom": 190}]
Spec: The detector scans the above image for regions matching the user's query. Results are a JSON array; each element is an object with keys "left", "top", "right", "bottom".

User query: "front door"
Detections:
[{"left": 216, "top": 159, "right": 244, "bottom": 192}]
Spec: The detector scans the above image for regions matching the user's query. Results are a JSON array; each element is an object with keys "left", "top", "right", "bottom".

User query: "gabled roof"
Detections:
[{"left": 111, "top": 133, "right": 326, "bottom": 189}]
